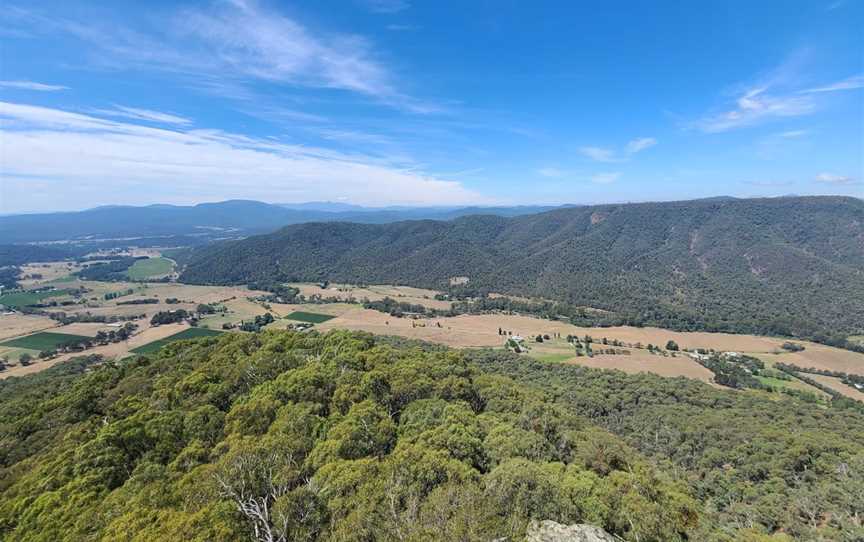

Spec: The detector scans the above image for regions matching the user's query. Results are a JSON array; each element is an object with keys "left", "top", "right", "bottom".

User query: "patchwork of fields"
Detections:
[
  {"left": 2, "top": 274, "right": 863, "bottom": 401},
  {"left": 0, "top": 331, "right": 92, "bottom": 351},
  {"left": 130, "top": 327, "right": 222, "bottom": 354},
  {"left": 126, "top": 257, "right": 175, "bottom": 280}
]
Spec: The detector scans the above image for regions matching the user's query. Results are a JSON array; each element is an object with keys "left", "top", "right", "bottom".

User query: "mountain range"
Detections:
[
  {"left": 181, "top": 195, "right": 864, "bottom": 340},
  {"left": 0, "top": 200, "right": 563, "bottom": 244}
]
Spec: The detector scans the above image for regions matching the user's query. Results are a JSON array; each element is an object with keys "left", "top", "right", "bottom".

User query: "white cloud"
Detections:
[
  {"left": 626, "top": 137, "right": 657, "bottom": 154},
  {"left": 0, "top": 80, "right": 68, "bottom": 91},
  {"left": 386, "top": 24, "right": 419, "bottom": 31},
  {"left": 591, "top": 172, "right": 621, "bottom": 184},
  {"left": 0, "top": 101, "right": 486, "bottom": 212},
  {"left": 580, "top": 138, "right": 657, "bottom": 162},
  {"left": 815, "top": 173, "right": 858, "bottom": 185},
  {"left": 537, "top": 167, "right": 564, "bottom": 178},
  {"left": 695, "top": 86, "right": 815, "bottom": 133},
  {"left": 10, "top": 1, "right": 434, "bottom": 113},
  {"left": 176, "top": 1, "right": 395, "bottom": 99},
  {"left": 359, "top": 0, "right": 411, "bottom": 14},
  {"left": 801, "top": 74, "right": 864, "bottom": 93},
  {"left": 778, "top": 129, "right": 809, "bottom": 138},
  {"left": 93, "top": 105, "right": 192, "bottom": 125},
  {"left": 579, "top": 146, "right": 616, "bottom": 162}
]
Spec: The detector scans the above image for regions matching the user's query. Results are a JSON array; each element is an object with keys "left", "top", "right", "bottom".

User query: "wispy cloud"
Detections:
[
  {"left": 93, "top": 105, "right": 192, "bottom": 125},
  {"left": 800, "top": 74, "right": 864, "bottom": 94},
  {"left": 8, "top": 1, "right": 435, "bottom": 113},
  {"left": 386, "top": 24, "right": 419, "bottom": 31},
  {"left": 691, "top": 54, "right": 863, "bottom": 133},
  {"left": 625, "top": 137, "right": 657, "bottom": 154},
  {"left": 0, "top": 80, "right": 68, "bottom": 91},
  {"left": 815, "top": 172, "right": 858, "bottom": 185},
  {"left": 694, "top": 86, "right": 815, "bottom": 133},
  {"left": 580, "top": 137, "right": 657, "bottom": 162},
  {"left": 0, "top": 101, "right": 485, "bottom": 211},
  {"left": 777, "top": 129, "right": 809, "bottom": 138},
  {"left": 579, "top": 146, "right": 616, "bottom": 162},
  {"left": 537, "top": 167, "right": 564, "bottom": 178},
  {"left": 359, "top": 0, "right": 411, "bottom": 14},
  {"left": 591, "top": 172, "right": 621, "bottom": 184}
]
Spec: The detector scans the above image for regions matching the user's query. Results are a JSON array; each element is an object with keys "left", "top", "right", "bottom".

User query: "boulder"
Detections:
[{"left": 525, "top": 520, "right": 621, "bottom": 542}]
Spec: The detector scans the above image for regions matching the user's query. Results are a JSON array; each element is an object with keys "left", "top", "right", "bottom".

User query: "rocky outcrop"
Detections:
[{"left": 525, "top": 520, "right": 622, "bottom": 542}]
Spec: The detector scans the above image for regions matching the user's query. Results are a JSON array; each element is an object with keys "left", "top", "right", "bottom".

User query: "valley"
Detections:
[{"left": 3, "top": 257, "right": 862, "bottom": 402}]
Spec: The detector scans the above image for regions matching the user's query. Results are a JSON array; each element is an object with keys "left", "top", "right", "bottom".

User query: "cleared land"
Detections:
[
  {"left": 0, "top": 288, "right": 73, "bottom": 308},
  {"left": 0, "top": 331, "right": 92, "bottom": 350},
  {"left": 3, "top": 277, "right": 862, "bottom": 388},
  {"left": 289, "top": 283, "right": 453, "bottom": 310},
  {"left": 316, "top": 309, "right": 864, "bottom": 382},
  {"left": 284, "top": 311, "right": 335, "bottom": 324},
  {"left": 755, "top": 374, "right": 831, "bottom": 399},
  {"left": 807, "top": 374, "right": 864, "bottom": 401},
  {"left": 0, "top": 314, "right": 57, "bottom": 341},
  {"left": 0, "top": 321, "right": 188, "bottom": 379},
  {"left": 130, "top": 328, "right": 222, "bottom": 354},
  {"left": 126, "top": 257, "right": 174, "bottom": 280},
  {"left": 18, "top": 261, "right": 80, "bottom": 286}
]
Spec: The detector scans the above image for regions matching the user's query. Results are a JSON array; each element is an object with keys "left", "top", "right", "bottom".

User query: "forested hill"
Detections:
[
  {"left": 2, "top": 330, "right": 862, "bottom": 540},
  {"left": 182, "top": 196, "right": 864, "bottom": 339},
  {"left": 0, "top": 200, "right": 560, "bottom": 243}
]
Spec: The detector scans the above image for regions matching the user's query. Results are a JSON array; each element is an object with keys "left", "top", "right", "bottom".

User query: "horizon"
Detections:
[
  {"left": 1, "top": 0, "right": 863, "bottom": 213},
  {"left": 2, "top": 193, "right": 861, "bottom": 218}
]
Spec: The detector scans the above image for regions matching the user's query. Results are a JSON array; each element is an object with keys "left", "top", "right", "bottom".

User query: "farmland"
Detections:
[
  {"left": 125, "top": 257, "right": 174, "bottom": 280},
  {"left": 130, "top": 327, "right": 222, "bottom": 354},
  {"left": 0, "top": 331, "right": 92, "bottom": 351},
  {"left": 0, "top": 288, "right": 74, "bottom": 308},
  {"left": 284, "top": 311, "right": 335, "bottom": 324},
  {"left": 2, "top": 276, "right": 863, "bottom": 392}
]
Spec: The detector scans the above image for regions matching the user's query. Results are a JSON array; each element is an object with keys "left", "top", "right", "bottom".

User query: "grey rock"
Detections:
[{"left": 524, "top": 520, "right": 622, "bottom": 542}]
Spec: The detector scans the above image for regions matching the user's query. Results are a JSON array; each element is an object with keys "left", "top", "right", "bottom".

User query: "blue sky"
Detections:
[{"left": 1, "top": 0, "right": 862, "bottom": 212}]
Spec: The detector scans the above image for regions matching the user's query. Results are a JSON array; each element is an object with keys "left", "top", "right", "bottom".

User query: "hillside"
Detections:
[
  {"left": 1, "top": 330, "right": 862, "bottom": 541},
  {"left": 181, "top": 196, "right": 864, "bottom": 340},
  {"left": 0, "top": 201, "right": 561, "bottom": 244}
]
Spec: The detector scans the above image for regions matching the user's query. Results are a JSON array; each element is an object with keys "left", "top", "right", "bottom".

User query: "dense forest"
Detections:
[
  {"left": 0, "top": 201, "right": 558, "bottom": 244},
  {"left": 182, "top": 196, "right": 864, "bottom": 342},
  {"left": 1, "top": 330, "right": 862, "bottom": 541},
  {"left": 0, "top": 244, "right": 74, "bottom": 267}
]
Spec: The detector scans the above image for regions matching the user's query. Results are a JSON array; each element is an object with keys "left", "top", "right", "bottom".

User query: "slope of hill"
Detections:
[
  {"left": 2, "top": 331, "right": 862, "bottom": 541},
  {"left": 0, "top": 244, "right": 75, "bottom": 267},
  {"left": 181, "top": 196, "right": 864, "bottom": 339},
  {"left": 0, "top": 201, "right": 564, "bottom": 244}
]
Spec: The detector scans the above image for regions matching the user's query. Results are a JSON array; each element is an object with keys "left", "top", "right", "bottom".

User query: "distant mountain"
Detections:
[
  {"left": 181, "top": 196, "right": 864, "bottom": 339},
  {"left": 0, "top": 200, "right": 568, "bottom": 244},
  {"left": 279, "top": 201, "right": 370, "bottom": 212}
]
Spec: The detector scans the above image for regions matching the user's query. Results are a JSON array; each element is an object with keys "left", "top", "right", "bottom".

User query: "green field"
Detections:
[
  {"left": 284, "top": 311, "right": 335, "bottom": 324},
  {"left": 130, "top": 328, "right": 222, "bottom": 354},
  {"left": 529, "top": 351, "right": 577, "bottom": 363},
  {"left": 126, "top": 257, "right": 174, "bottom": 280},
  {"left": 0, "top": 288, "right": 72, "bottom": 308},
  {"left": 0, "top": 331, "right": 92, "bottom": 351}
]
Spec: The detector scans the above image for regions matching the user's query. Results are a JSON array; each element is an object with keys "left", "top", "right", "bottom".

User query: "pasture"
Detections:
[
  {"left": 126, "top": 257, "right": 174, "bottom": 280},
  {"left": 0, "top": 314, "right": 57, "bottom": 341},
  {"left": 131, "top": 328, "right": 222, "bottom": 354},
  {"left": 807, "top": 374, "right": 864, "bottom": 401},
  {"left": 288, "top": 282, "right": 453, "bottom": 310},
  {"left": 18, "top": 261, "right": 80, "bottom": 287},
  {"left": 284, "top": 311, "right": 335, "bottom": 324},
  {"left": 316, "top": 309, "right": 864, "bottom": 382},
  {"left": 0, "top": 288, "right": 72, "bottom": 308},
  {"left": 0, "top": 331, "right": 93, "bottom": 351}
]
